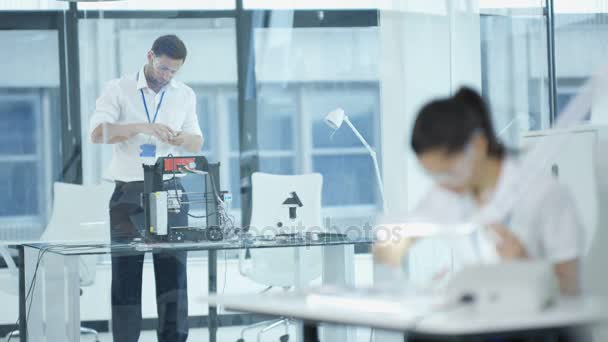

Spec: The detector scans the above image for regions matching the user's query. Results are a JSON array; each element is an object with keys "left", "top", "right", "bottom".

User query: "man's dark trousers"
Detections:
[{"left": 109, "top": 180, "right": 188, "bottom": 342}]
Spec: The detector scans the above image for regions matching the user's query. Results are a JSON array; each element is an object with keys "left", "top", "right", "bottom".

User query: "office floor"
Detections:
[{"left": 75, "top": 325, "right": 375, "bottom": 342}]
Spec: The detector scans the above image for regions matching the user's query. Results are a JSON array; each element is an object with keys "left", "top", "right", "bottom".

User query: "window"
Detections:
[
  {"left": 248, "top": 24, "right": 381, "bottom": 221},
  {"left": 196, "top": 82, "right": 381, "bottom": 218},
  {"left": 480, "top": 4, "right": 551, "bottom": 145},
  {"left": 189, "top": 87, "right": 239, "bottom": 215},
  {"left": 306, "top": 85, "right": 379, "bottom": 208},
  {"left": 0, "top": 90, "right": 61, "bottom": 236},
  {"left": 556, "top": 78, "right": 590, "bottom": 121},
  {"left": 554, "top": 2, "right": 608, "bottom": 124},
  {"left": 0, "top": 0, "right": 66, "bottom": 10},
  {"left": 257, "top": 86, "right": 297, "bottom": 176},
  {"left": 0, "top": 93, "right": 41, "bottom": 217},
  {"left": 0, "top": 29, "right": 62, "bottom": 240},
  {"left": 244, "top": 0, "right": 379, "bottom": 9},
  {"left": 555, "top": 0, "right": 608, "bottom": 13},
  {"left": 226, "top": 86, "right": 299, "bottom": 210},
  {"left": 77, "top": 0, "right": 234, "bottom": 11},
  {"left": 179, "top": 88, "right": 219, "bottom": 215}
]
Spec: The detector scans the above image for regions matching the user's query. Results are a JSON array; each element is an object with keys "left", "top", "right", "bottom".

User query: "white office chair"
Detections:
[
  {"left": 0, "top": 246, "right": 19, "bottom": 342},
  {"left": 0, "top": 247, "right": 18, "bottom": 296},
  {"left": 237, "top": 172, "right": 324, "bottom": 342},
  {"left": 3, "top": 182, "right": 114, "bottom": 342}
]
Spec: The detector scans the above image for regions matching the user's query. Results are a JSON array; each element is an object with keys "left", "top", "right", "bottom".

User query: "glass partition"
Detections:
[
  {"left": 378, "top": 1, "right": 473, "bottom": 288},
  {"left": 554, "top": 0, "right": 608, "bottom": 123},
  {"left": 247, "top": 12, "right": 382, "bottom": 229},
  {"left": 0, "top": 0, "right": 66, "bottom": 10},
  {"left": 79, "top": 14, "right": 239, "bottom": 222},
  {"left": 1, "top": 2, "right": 607, "bottom": 342},
  {"left": 480, "top": 0, "right": 550, "bottom": 144},
  {"left": 76, "top": 9, "right": 239, "bottom": 342}
]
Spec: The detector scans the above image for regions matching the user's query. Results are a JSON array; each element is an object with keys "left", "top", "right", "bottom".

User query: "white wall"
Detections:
[
  {"left": 525, "top": 17, "right": 608, "bottom": 80},
  {"left": 0, "top": 30, "right": 60, "bottom": 88},
  {"left": 554, "top": 24, "right": 608, "bottom": 78}
]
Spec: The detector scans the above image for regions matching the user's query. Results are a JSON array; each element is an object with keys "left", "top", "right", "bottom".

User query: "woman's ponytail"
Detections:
[{"left": 453, "top": 87, "right": 505, "bottom": 157}]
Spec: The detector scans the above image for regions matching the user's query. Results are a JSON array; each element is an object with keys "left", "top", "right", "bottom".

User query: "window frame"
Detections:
[{"left": 0, "top": 91, "right": 52, "bottom": 232}]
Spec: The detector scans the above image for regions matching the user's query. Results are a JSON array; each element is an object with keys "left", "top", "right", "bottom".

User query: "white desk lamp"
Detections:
[{"left": 324, "top": 108, "right": 387, "bottom": 214}]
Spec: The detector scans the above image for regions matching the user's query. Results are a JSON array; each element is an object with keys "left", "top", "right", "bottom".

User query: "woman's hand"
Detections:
[
  {"left": 489, "top": 224, "right": 528, "bottom": 260},
  {"left": 373, "top": 237, "right": 416, "bottom": 267}
]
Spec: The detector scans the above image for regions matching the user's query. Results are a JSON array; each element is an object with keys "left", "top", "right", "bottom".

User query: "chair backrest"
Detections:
[
  {"left": 41, "top": 182, "right": 114, "bottom": 286},
  {"left": 240, "top": 172, "right": 324, "bottom": 287},
  {"left": 0, "top": 246, "right": 18, "bottom": 295},
  {"left": 42, "top": 182, "right": 114, "bottom": 243}
]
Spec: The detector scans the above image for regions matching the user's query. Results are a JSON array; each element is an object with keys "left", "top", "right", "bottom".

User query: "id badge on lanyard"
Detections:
[{"left": 139, "top": 87, "right": 166, "bottom": 159}]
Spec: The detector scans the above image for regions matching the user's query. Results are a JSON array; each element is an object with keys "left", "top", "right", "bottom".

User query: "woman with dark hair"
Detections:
[{"left": 375, "top": 87, "right": 583, "bottom": 295}]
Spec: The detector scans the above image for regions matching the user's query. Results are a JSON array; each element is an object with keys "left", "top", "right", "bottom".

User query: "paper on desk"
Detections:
[{"left": 305, "top": 289, "right": 439, "bottom": 318}]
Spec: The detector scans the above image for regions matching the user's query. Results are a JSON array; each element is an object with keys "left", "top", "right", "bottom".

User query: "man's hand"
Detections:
[
  {"left": 166, "top": 131, "right": 204, "bottom": 153},
  {"left": 141, "top": 123, "right": 175, "bottom": 143},
  {"left": 168, "top": 131, "right": 186, "bottom": 146},
  {"left": 92, "top": 122, "right": 173, "bottom": 144},
  {"left": 489, "top": 224, "right": 528, "bottom": 260}
]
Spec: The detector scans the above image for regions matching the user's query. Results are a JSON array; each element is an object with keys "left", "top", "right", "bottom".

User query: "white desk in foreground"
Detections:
[{"left": 205, "top": 292, "right": 608, "bottom": 341}]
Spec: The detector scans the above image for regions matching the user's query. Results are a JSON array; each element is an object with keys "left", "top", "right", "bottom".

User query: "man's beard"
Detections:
[
  {"left": 150, "top": 77, "right": 168, "bottom": 89},
  {"left": 144, "top": 65, "right": 168, "bottom": 89}
]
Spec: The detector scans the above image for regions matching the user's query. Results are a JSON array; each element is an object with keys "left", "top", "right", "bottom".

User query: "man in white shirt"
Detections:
[{"left": 90, "top": 35, "right": 203, "bottom": 342}]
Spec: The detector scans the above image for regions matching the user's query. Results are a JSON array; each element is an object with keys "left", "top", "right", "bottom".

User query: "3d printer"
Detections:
[{"left": 142, "top": 155, "right": 230, "bottom": 243}]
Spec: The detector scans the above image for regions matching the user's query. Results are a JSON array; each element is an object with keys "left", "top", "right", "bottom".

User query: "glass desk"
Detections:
[{"left": 17, "top": 233, "right": 374, "bottom": 342}]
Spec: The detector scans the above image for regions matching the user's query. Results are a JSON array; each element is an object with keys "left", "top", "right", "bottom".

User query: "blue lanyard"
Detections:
[{"left": 140, "top": 88, "right": 165, "bottom": 123}]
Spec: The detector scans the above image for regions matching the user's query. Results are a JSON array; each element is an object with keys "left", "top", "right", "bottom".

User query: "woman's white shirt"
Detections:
[{"left": 410, "top": 156, "right": 584, "bottom": 269}]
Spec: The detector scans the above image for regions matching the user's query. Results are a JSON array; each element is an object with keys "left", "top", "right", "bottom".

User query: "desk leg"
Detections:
[
  {"left": 65, "top": 255, "right": 80, "bottom": 342},
  {"left": 373, "top": 264, "right": 408, "bottom": 342},
  {"left": 208, "top": 250, "right": 218, "bottom": 342},
  {"left": 18, "top": 246, "right": 27, "bottom": 342},
  {"left": 294, "top": 247, "right": 306, "bottom": 341},
  {"left": 322, "top": 244, "right": 355, "bottom": 342},
  {"left": 303, "top": 322, "right": 320, "bottom": 342},
  {"left": 23, "top": 246, "right": 43, "bottom": 341},
  {"left": 44, "top": 253, "right": 80, "bottom": 342}
]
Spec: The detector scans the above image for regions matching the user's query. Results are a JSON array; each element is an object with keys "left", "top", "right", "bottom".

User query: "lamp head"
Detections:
[{"left": 324, "top": 108, "right": 346, "bottom": 130}]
